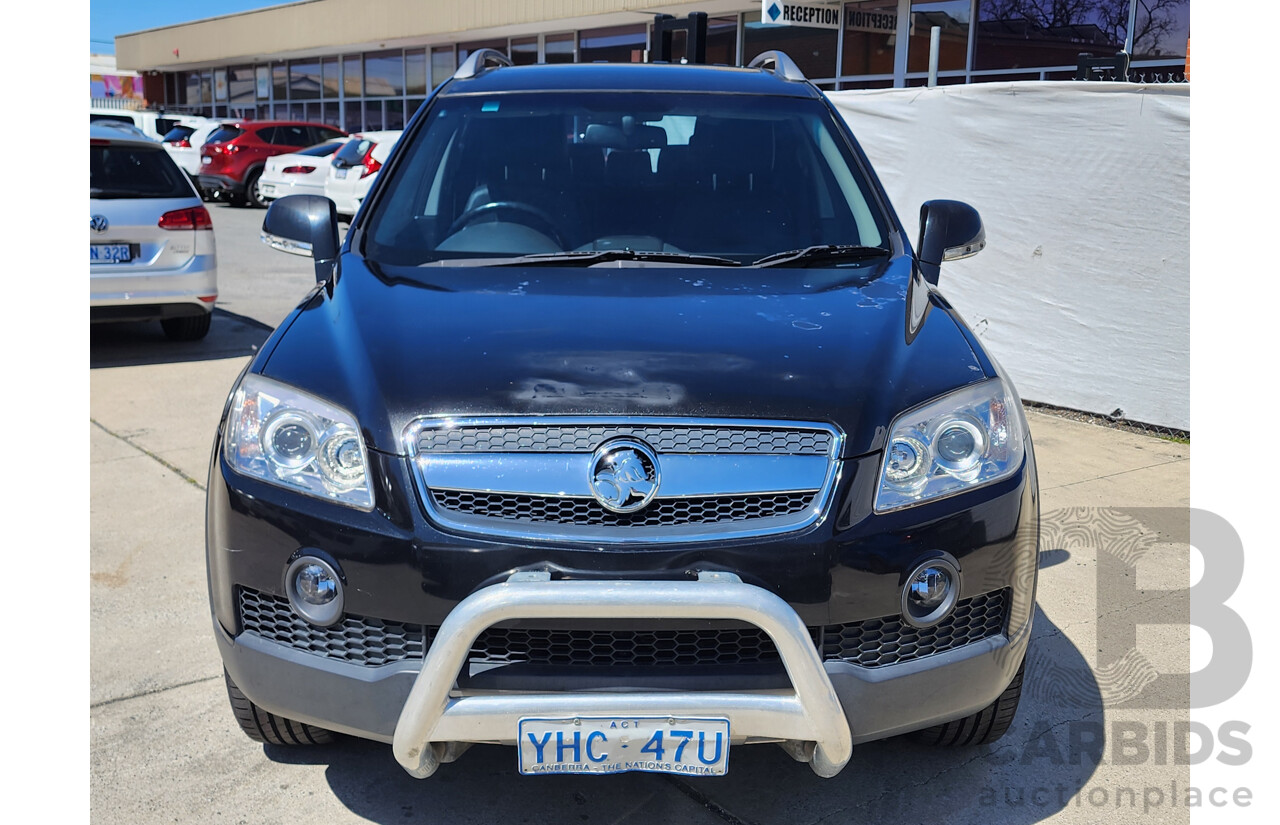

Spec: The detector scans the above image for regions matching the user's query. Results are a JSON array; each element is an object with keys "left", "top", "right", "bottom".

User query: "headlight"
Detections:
[
  {"left": 224, "top": 374, "right": 375, "bottom": 510},
  {"left": 875, "top": 378, "right": 1025, "bottom": 512}
]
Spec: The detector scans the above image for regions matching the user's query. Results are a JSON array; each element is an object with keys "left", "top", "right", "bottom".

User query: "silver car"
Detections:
[{"left": 90, "top": 122, "right": 218, "bottom": 340}]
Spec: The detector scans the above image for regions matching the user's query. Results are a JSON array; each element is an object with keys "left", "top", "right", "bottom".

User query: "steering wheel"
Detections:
[{"left": 445, "top": 201, "right": 568, "bottom": 250}]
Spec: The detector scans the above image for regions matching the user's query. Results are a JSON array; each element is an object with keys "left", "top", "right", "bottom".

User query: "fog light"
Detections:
[
  {"left": 909, "top": 567, "right": 951, "bottom": 609},
  {"left": 901, "top": 556, "right": 961, "bottom": 628},
  {"left": 285, "top": 556, "right": 344, "bottom": 626}
]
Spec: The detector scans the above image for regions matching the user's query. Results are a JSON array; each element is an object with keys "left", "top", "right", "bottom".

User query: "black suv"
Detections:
[{"left": 208, "top": 38, "right": 1038, "bottom": 780}]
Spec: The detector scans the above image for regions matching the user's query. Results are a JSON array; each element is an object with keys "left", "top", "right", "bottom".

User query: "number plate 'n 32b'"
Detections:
[{"left": 517, "top": 716, "right": 730, "bottom": 776}]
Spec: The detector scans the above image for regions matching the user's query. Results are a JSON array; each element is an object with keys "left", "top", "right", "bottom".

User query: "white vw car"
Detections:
[
  {"left": 90, "top": 122, "right": 218, "bottom": 341},
  {"left": 258, "top": 138, "right": 349, "bottom": 203}
]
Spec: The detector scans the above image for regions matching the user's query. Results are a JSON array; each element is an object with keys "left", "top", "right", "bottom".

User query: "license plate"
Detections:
[
  {"left": 334, "top": 168, "right": 347, "bottom": 179},
  {"left": 201, "top": 156, "right": 211, "bottom": 165},
  {"left": 90, "top": 244, "right": 132, "bottom": 263},
  {"left": 517, "top": 716, "right": 730, "bottom": 776},
  {"left": 261, "top": 183, "right": 277, "bottom": 196}
]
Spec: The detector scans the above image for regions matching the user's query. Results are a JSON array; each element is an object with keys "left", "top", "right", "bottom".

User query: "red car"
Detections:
[{"left": 199, "top": 121, "right": 348, "bottom": 208}]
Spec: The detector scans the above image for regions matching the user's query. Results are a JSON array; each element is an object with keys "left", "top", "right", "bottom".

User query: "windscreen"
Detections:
[
  {"left": 90, "top": 142, "right": 193, "bottom": 199},
  {"left": 362, "top": 92, "right": 887, "bottom": 266}
]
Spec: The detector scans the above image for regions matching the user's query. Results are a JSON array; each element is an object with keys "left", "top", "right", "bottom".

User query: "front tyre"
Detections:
[
  {"left": 245, "top": 169, "right": 266, "bottom": 208},
  {"left": 224, "top": 670, "right": 336, "bottom": 746},
  {"left": 911, "top": 656, "right": 1025, "bottom": 746}
]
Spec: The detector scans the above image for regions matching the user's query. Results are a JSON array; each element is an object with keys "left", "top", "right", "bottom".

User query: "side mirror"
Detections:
[
  {"left": 916, "top": 200, "right": 985, "bottom": 286},
  {"left": 261, "top": 195, "right": 341, "bottom": 283}
]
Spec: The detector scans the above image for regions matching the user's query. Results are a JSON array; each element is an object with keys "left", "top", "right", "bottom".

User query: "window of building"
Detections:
[
  {"left": 510, "top": 37, "right": 538, "bottom": 65},
  {"left": 743, "top": 12, "right": 838, "bottom": 80},
  {"left": 431, "top": 46, "right": 456, "bottom": 88},
  {"left": 907, "top": 1, "right": 970, "bottom": 75},
  {"left": 273, "top": 63, "right": 288, "bottom": 101},
  {"left": 458, "top": 39, "right": 507, "bottom": 67},
  {"left": 661, "top": 15, "right": 737, "bottom": 65},
  {"left": 406, "top": 49, "right": 427, "bottom": 95},
  {"left": 544, "top": 32, "right": 575, "bottom": 63},
  {"left": 322, "top": 58, "right": 340, "bottom": 99},
  {"left": 291, "top": 60, "right": 322, "bottom": 100},
  {"left": 228, "top": 66, "right": 255, "bottom": 104},
  {"left": 343, "top": 55, "right": 362, "bottom": 96},
  {"left": 365, "top": 50, "right": 405, "bottom": 97},
  {"left": 842, "top": 1, "right": 899, "bottom": 79},
  {"left": 578, "top": 24, "right": 646, "bottom": 63}
]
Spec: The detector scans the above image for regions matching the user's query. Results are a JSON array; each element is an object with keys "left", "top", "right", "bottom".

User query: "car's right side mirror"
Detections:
[
  {"left": 261, "top": 195, "right": 341, "bottom": 283},
  {"left": 916, "top": 200, "right": 985, "bottom": 286}
]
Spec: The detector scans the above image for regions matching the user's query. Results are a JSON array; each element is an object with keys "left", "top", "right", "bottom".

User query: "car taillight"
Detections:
[
  {"left": 360, "top": 147, "right": 381, "bottom": 178},
  {"left": 159, "top": 206, "right": 213, "bottom": 230},
  {"left": 168, "top": 138, "right": 191, "bottom": 148},
  {"left": 226, "top": 144, "right": 241, "bottom": 154},
  {"left": 282, "top": 165, "right": 315, "bottom": 174}
]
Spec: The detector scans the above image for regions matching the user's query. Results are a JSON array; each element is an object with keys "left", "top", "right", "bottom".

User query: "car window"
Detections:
[
  {"left": 363, "top": 92, "right": 888, "bottom": 266},
  {"left": 296, "top": 141, "right": 343, "bottom": 157},
  {"left": 316, "top": 126, "right": 347, "bottom": 142},
  {"left": 333, "top": 138, "right": 374, "bottom": 167},
  {"left": 90, "top": 142, "right": 194, "bottom": 199},
  {"left": 272, "top": 125, "right": 310, "bottom": 146},
  {"left": 161, "top": 125, "right": 196, "bottom": 143},
  {"left": 155, "top": 117, "right": 181, "bottom": 135},
  {"left": 207, "top": 126, "right": 244, "bottom": 144},
  {"left": 92, "top": 113, "right": 136, "bottom": 126},
  {"left": 253, "top": 127, "right": 278, "bottom": 144}
]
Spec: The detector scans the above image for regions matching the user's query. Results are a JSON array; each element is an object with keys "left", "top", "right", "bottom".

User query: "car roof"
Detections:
[
  {"left": 438, "top": 62, "right": 822, "bottom": 99},
  {"left": 90, "top": 121, "right": 159, "bottom": 145}
]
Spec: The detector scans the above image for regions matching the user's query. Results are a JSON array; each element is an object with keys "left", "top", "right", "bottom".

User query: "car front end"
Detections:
[{"left": 207, "top": 55, "right": 1037, "bottom": 778}]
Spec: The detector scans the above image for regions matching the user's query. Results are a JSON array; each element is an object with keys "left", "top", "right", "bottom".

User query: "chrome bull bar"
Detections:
[{"left": 392, "top": 571, "right": 853, "bottom": 778}]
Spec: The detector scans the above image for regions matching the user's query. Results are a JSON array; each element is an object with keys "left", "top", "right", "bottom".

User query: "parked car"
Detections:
[
  {"left": 90, "top": 107, "right": 211, "bottom": 143},
  {"left": 258, "top": 138, "right": 349, "bottom": 203},
  {"left": 323, "top": 130, "right": 402, "bottom": 217},
  {"left": 210, "top": 47, "right": 1037, "bottom": 780},
  {"left": 162, "top": 121, "right": 223, "bottom": 194},
  {"left": 90, "top": 122, "right": 217, "bottom": 341},
  {"left": 199, "top": 121, "right": 348, "bottom": 208}
]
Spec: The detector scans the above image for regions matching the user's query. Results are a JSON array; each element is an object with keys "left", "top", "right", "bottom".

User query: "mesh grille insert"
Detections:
[
  {"left": 237, "top": 588, "right": 1008, "bottom": 670},
  {"left": 820, "top": 589, "right": 1010, "bottom": 667},
  {"left": 417, "top": 425, "right": 832, "bottom": 456},
  {"left": 431, "top": 490, "right": 815, "bottom": 526}
]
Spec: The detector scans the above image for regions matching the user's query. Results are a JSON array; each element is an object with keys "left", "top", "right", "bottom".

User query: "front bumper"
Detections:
[
  {"left": 217, "top": 572, "right": 1029, "bottom": 777},
  {"left": 209, "top": 432, "right": 1038, "bottom": 776}
]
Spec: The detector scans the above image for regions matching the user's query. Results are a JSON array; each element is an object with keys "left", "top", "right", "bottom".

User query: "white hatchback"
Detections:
[
  {"left": 324, "top": 131, "right": 403, "bottom": 217},
  {"left": 90, "top": 122, "right": 218, "bottom": 341},
  {"left": 164, "top": 121, "right": 223, "bottom": 179},
  {"left": 258, "top": 138, "right": 349, "bottom": 203}
]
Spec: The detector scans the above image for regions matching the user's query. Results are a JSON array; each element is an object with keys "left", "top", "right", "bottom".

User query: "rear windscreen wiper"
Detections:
[
  {"left": 752, "top": 245, "right": 890, "bottom": 268},
  {"left": 488, "top": 250, "right": 742, "bottom": 268}
]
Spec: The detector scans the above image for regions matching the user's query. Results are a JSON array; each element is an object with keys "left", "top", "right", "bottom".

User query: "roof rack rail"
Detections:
[
  {"left": 454, "top": 48, "right": 513, "bottom": 80},
  {"left": 747, "top": 51, "right": 807, "bottom": 82}
]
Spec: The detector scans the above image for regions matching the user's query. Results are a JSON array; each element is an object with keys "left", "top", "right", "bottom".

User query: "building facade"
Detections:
[{"left": 116, "top": 0, "right": 1189, "bottom": 131}]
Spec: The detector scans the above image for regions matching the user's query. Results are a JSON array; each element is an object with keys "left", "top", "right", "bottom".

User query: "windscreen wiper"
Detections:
[
  {"left": 752, "top": 245, "right": 890, "bottom": 268},
  {"left": 488, "top": 250, "right": 742, "bottom": 268}
]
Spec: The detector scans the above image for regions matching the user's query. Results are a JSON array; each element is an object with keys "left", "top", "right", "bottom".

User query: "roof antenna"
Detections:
[{"left": 650, "top": 12, "right": 708, "bottom": 64}]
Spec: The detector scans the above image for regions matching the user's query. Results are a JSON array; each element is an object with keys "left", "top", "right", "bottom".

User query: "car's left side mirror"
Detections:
[
  {"left": 916, "top": 200, "right": 985, "bottom": 286},
  {"left": 261, "top": 195, "right": 341, "bottom": 283}
]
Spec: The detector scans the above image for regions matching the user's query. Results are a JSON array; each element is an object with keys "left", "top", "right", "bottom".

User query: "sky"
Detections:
[{"left": 90, "top": 0, "right": 293, "bottom": 54}]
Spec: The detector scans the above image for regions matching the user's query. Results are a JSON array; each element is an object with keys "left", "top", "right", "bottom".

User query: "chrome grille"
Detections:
[
  {"left": 417, "top": 425, "right": 832, "bottom": 455},
  {"left": 405, "top": 417, "right": 843, "bottom": 542},
  {"left": 238, "top": 587, "right": 1007, "bottom": 670},
  {"left": 430, "top": 490, "right": 815, "bottom": 526}
]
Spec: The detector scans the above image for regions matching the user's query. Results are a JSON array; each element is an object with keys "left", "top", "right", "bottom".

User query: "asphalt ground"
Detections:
[{"left": 88, "top": 202, "right": 1193, "bottom": 824}]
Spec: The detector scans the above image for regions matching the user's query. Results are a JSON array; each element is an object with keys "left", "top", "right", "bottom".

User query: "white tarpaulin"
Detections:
[{"left": 828, "top": 82, "right": 1190, "bottom": 430}]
